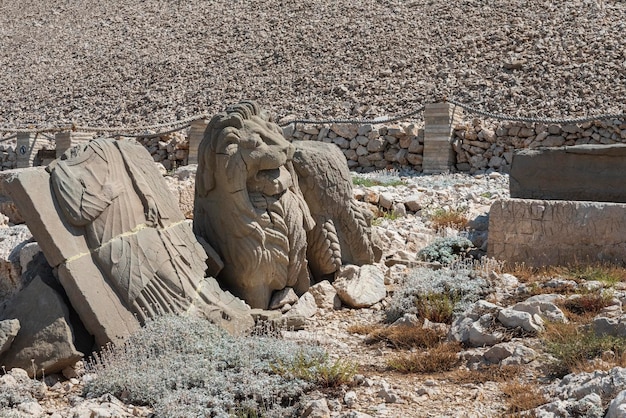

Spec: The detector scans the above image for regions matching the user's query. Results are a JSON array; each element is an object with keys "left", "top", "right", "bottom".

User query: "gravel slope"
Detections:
[{"left": 1, "top": 0, "right": 625, "bottom": 128}]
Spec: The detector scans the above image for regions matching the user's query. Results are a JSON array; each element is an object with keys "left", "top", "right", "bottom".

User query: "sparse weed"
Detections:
[
  {"left": 429, "top": 207, "right": 469, "bottom": 231},
  {"left": 272, "top": 353, "right": 357, "bottom": 388},
  {"left": 542, "top": 321, "right": 626, "bottom": 377},
  {"left": 452, "top": 365, "right": 525, "bottom": 384},
  {"left": 347, "top": 324, "right": 379, "bottom": 335},
  {"left": 386, "top": 342, "right": 461, "bottom": 373},
  {"left": 559, "top": 292, "right": 613, "bottom": 317}
]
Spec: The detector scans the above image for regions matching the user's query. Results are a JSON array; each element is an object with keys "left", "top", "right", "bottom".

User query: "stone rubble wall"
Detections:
[
  {"left": 282, "top": 122, "right": 425, "bottom": 172},
  {"left": 1, "top": 116, "right": 625, "bottom": 173},
  {"left": 453, "top": 118, "right": 626, "bottom": 174}
]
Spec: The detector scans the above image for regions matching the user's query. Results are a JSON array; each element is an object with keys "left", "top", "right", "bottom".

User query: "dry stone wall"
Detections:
[
  {"left": 1, "top": 113, "right": 624, "bottom": 173},
  {"left": 283, "top": 122, "right": 425, "bottom": 172},
  {"left": 453, "top": 118, "right": 626, "bottom": 174}
]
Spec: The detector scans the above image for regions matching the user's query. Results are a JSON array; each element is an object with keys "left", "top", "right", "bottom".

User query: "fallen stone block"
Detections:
[
  {"left": 510, "top": 144, "right": 626, "bottom": 202},
  {"left": 0, "top": 276, "right": 83, "bottom": 376},
  {"left": 334, "top": 264, "right": 386, "bottom": 308}
]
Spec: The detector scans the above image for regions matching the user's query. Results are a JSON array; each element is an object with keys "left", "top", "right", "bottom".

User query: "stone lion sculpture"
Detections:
[{"left": 194, "top": 101, "right": 381, "bottom": 309}]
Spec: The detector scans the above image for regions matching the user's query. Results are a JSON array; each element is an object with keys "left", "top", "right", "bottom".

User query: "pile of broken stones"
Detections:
[{"left": 2, "top": 164, "right": 626, "bottom": 417}]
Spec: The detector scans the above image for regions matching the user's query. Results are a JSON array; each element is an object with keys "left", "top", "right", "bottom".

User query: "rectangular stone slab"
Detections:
[
  {"left": 510, "top": 144, "right": 626, "bottom": 203},
  {"left": 5, "top": 167, "right": 140, "bottom": 347},
  {"left": 488, "top": 198, "right": 626, "bottom": 268}
]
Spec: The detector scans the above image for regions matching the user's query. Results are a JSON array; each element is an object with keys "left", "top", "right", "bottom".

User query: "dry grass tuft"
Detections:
[
  {"left": 501, "top": 381, "right": 547, "bottom": 414},
  {"left": 347, "top": 324, "right": 379, "bottom": 335},
  {"left": 451, "top": 364, "right": 524, "bottom": 384},
  {"left": 355, "top": 325, "right": 443, "bottom": 349},
  {"left": 559, "top": 292, "right": 613, "bottom": 317},
  {"left": 386, "top": 342, "right": 461, "bottom": 373},
  {"left": 429, "top": 207, "right": 469, "bottom": 231}
]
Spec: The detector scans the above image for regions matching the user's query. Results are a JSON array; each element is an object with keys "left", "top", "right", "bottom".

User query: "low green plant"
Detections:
[
  {"left": 372, "top": 210, "right": 400, "bottom": 225},
  {"left": 352, "top": 177, "right": 405, "bottom": 187},
  {"left": 417, "top": 236, "right": 474, "bottom": 265},
  {"left": 415, "top": 292, "right": 460, "bottom": 324},
  {"left": 84, "top": 314, "right": 333, "bottom": 417},
  {"left": 561, "top": 263, "right": 626, "bottom": 287},
  {"left": 543, "top": 322, "right": 626, "bottom": 377},
  {"left": 385, "top": 266, "right": 491, "bottom": 323}
]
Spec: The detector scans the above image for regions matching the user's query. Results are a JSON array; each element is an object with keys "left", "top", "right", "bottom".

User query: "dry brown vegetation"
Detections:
[
  {"left": 429, "top": 208, "right": 469, "bottom": 231},
  {"left": 500, "top": 381, "right": 547, "bottom": 415},
  {"left": 348, "top": 324, "right": 442, "bottom": 349},
  {"left": 386, "top": 342, "right": 462, "bottom": 374}
]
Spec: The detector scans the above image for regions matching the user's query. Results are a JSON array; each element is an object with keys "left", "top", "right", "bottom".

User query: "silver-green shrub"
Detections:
[
  {"left": 85, "top": 314, "right": 330, "bottom": 417},
  {"left": 386, "top": 266, "right": 491, "bottom": 323},
  {"left": 417, "top": 236, "right": 474, "bottom": 265}
]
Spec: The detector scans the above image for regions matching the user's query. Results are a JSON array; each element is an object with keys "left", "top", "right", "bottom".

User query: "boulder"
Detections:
[
  {"left": 269, "top": 287, "right": 299, "bottom": 310},
  {"left": 0, "top": 276, "right": 83, "bottom": 376},
  {"left": 510, "top": 144, "right": 626, "bottom": 202},
  {"left": 484, "top": 342, "right": 538, "bottom": 365},
  {"left": 334, "top": 265, "right": 386, "bottom": 308},
  {"left": 0, "top": 225, "right": 32, "bottom": 301},
  {"left": 0, "top": 319, "right": 20, "bottom": 356},
  {"left": 308, "top": 280, "right": 341, "bottom": 310},
  {"left": 607, "top": 390, "right": 626, "bottom": 418},
  {"left": 497, "top": 308, "right": 544, "bottom": 333},
  {"left": 301, "top": 398, "right": 331, "bottom": 418},
  {"left": 287, "top": 292, "right": 318, "bottom": 319},
  {"left": 468, "top": 313, "right": 504, "bottom": 347}
]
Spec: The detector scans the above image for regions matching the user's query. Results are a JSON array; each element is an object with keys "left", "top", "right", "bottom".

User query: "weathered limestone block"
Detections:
[
  {"left": 0, "top": 276, "right": 83, "bottom": 376},
  {"left": 488, "top": 198, "right": 626, "bottom": 267},
  {"left": 0, "top": 225, "right": 32, "bottom": 301},
  {"left": 0, "top": 319, "right": 19, "bottom": 357},
  {"left": 7, "top": 139, "right": 252, "bottom": 346},
  {"left": 333, "top": 264, "right": 386, "bottom": 308},
  {"left": 510, "top": 144, "right": 626, "bottom": 202},
  {"left": 194, "top": 102, "right": 381, "bottom": 309}
]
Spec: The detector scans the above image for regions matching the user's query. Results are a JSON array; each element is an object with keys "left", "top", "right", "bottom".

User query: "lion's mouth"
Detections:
[{"left": 247, "top": 167, "right": 292, "bottom": 210}]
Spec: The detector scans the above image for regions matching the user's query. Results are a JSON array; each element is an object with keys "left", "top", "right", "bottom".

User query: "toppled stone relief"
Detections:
[{"left": 7, "top": 138, "right": 252, "bottom": 348}]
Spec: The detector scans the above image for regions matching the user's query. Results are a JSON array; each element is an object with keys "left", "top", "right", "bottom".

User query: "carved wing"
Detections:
[{"left": 292, "top": 141, "right": 379, "bottom": 281}]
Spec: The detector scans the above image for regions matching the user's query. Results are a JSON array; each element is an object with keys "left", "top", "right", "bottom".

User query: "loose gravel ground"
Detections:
[{"left": 1, "top": 0, "right": 625, "bottom": 129}]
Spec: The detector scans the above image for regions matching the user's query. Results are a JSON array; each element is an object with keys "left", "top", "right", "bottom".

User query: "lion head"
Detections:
[{"left": 194, "top": 101, "right": 313, "bottom": 309}]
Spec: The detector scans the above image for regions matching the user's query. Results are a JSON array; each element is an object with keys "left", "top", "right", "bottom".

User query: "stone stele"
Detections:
[
  {"left": 6, "top": 138, "right": 252, "bottom": 347},
  {"left": 194, "top": 101, "right": 381, "bottom": 309},
  {"left": 510, "top": 144, "right": 626, "bottom": 203}
]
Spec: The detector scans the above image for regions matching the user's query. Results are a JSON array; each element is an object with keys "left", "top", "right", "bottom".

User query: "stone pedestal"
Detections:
[
  {"left": 422, "top": 103, "right": 464, "bottom": 173},
  {"left": 488, "top": 198, "right": 626, "bottom": 267},
  {"left": 16, "top": 133, "right": 42, "bottom": 168},
  {"left": 55, "top": 132, "right": 94, "bottom": 158},
  {"left": 187, "top": 118, "right": 209, "bottom": 165}
]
